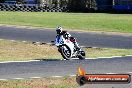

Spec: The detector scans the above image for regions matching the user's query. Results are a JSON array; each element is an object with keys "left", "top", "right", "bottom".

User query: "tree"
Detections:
[
  {"left": 16, "top": 0, "right": 25, "bottom": 4},
  {"left": 68, "top": 0, "right": 97, "bottom": 12},
  {"left": 0, "top": 0, "right": 5, "bottom": 3}
]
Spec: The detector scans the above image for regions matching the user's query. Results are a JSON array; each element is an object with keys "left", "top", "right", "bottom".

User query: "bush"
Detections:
[{"left": 68, "top": 0, "right": 97, "bottom": 12}]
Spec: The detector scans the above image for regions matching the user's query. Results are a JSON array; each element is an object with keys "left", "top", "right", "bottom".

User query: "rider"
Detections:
[{"left": 56, "top": 26, "right": 80, "bottom": 51}]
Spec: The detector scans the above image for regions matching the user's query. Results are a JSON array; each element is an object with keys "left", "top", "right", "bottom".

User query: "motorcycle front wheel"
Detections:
[{"left": 60, "top": 45, "right": 71, "bottom": 60}]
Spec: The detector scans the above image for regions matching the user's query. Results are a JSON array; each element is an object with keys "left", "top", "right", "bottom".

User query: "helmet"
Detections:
[{"left": 56, "top": 26, "right": 63, "bottom": 35}]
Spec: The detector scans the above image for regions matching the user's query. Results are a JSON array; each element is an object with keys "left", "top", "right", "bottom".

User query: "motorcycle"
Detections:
[{"left": 52, "top": 35, "right": 85, "bottom": 60}]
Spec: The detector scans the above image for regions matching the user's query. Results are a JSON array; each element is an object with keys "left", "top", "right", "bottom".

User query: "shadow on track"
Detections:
[{"left": 34, "top": 58, "right": 88, "bottom": 61}]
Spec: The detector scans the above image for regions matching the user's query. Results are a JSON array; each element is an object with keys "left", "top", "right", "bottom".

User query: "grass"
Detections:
[
  {"left": 0, "top": 39, "right": 132, "bottom": 61},
  {"left": 0, "top": 39, "right": 61, "bottom": 61},
  {"left": 0, "top": 77, "right": 77, "bottom": 88},
  {"left": 0, "top": 12, "right": 132, "bottom": 33}
]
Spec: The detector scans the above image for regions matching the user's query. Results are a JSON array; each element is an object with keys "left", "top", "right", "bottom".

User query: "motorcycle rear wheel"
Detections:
[{"left": 78, "top": 51, "right": 85, "bottom": 60}]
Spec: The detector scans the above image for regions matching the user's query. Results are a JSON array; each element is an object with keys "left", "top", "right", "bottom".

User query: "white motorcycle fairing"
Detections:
[
  {"left": 54, "top": 35, "right": 85, "bottom": 60},
  {"left": 55, "top": 35, "right": 75, "bottom": 58}
]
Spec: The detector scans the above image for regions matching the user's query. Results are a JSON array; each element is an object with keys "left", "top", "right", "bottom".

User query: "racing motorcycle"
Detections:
[{"left": 52, "top": 35, "right": 85, "bottom": 60}]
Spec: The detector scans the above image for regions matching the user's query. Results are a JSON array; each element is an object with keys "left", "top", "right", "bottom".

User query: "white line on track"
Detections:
[
  {"left": 0, "top": 55, "right": 132, "bottom": 63},
  {"left": 70, "top": 75, "right": 76, "bottom": 77},
  {"left": 10, "top": 40, "right": 15, "bottom": 42},
  {"left": 22, "top": 41, "right": 27, "bottom": 43},
  {"left": 13, "top": 78, "right": 24, "bottom": 80},
  {"left": 29, "top": 77, "right": 42, "bottom": 79},
  {"left": 0, "top": 79, "right": 8, "bottom": 81},
  {"left": 111, "top": 56, "right": 123, "bottom": 58},
  {"left": 95, "top": 55, "right": 132, "bottom": 59},
  {"left": 51, "top": 76, "right": 63, "bottom": 78},
  {"left": 0, "top": 60, "right": 40, "bottom": 64},
  {"left": 125, "top": 55, "right": 132, "bottom": 57}
]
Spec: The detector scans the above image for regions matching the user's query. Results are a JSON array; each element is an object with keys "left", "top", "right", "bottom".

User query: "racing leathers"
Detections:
[{"left": 56, "top": 31, "right": 80, "bottom": 51}]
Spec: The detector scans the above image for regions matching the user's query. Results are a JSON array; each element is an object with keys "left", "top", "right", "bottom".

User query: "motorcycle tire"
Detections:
[
  {"left": 60, "top": 45, "right": 71, "bottom": 60},
  {"left": 78, "top": 51, "right": 85, "bottom": 60}
]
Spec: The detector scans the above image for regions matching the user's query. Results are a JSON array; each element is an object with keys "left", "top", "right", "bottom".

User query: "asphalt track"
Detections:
[
  {"left": 0, "top": 56, "right": 131, "bottom": 79},
  {"left": 0, "top": 56, "right": 132, "bottom": 88},
  {"left": 0, "top": 25, "right": 132, "bottom": 88},
  {"left": 0, "top": 25, "right": 132, "bottom": 49}
]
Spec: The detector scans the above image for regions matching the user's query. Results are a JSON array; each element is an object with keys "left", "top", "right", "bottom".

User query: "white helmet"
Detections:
[{"left": 56, "top": 26, "right": 63, "bottom": 35}]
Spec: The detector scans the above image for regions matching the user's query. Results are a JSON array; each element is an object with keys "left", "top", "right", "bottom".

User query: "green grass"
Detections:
[
  {"left": 0, "top": 39, "right": 132, "bottom": 61},
  {"left": 0, "top": 12, "right": 132, "bottom": 33},
  {"left": 0, "top": 77, "right": 77, "bottom": 88}
]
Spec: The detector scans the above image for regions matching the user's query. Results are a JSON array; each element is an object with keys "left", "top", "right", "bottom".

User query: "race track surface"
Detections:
[
  {"left": 0, "top": 56, "right": 132, "bottom": 88},
  {"left": 0, "top": 25, "right": 132, "bottom": 49},
  {"left": 0, "top": 25, "right": 132, "bottom": 88},
  {"left": 0, "top": 56, "right": 132, "bottom": 79}
]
